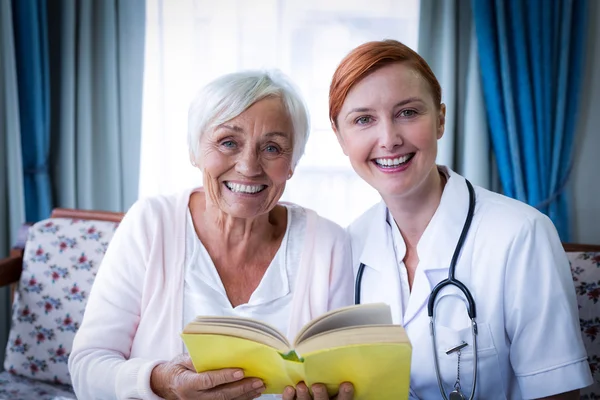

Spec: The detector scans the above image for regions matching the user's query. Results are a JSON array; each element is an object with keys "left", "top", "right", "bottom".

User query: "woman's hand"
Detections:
[
  {"left": 282, "top": 381, "right": 354, "bottom": 400},
  {"left": 150, "top": 354, "right": 265, "bottom": 400}
]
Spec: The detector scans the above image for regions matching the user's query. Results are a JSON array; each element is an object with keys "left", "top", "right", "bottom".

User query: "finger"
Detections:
[
  {"left": 295, "top": 382, "right": 312, "bottom": 400},
  {"left": 176, "top": 354, "right": 197, "bottom": 371},
  {"left": 311, "top": 383, "right": 329, "bottom": 400},
  {"left": 205, "top": 377, "right": 264, "bottom": 399},
  {"left": 282, "top": 386, "right": 297, "bottom": 400},
  {"left": 230, "top": 386, "right": 267, "bottom": 400},
  {"left": 195, "top": 368, "right": 247, "bottom": 389},
  {"left": 333, "top": 382, "right": 354, "bottom": 400}
]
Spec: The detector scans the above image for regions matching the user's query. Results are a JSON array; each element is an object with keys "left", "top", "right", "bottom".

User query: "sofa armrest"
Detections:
[
  {"left": 0, "top": 255, "right": 23, "bottom": 287},
  {"left": 0, "top": 223, "right": 30, "bottom": 289}
]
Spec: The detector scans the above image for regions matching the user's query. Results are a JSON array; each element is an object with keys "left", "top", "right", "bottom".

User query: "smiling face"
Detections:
[
  {"left": 197, "top": 96, "right": 294, "bottom": 219},
  {"left": 334, "top": 62, "right": 446, "bottom": 200}
]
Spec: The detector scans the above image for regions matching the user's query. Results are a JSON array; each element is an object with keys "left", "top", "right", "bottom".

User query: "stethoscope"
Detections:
[{"left": 354, "top": 179, "right": 478, "bottom": 400}]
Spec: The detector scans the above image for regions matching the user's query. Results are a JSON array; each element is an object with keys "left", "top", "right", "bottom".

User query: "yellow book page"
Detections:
[
  {"left": 182, "top": 333, "right": 411, "bottom": 399},
  {"left": 181, "top": 333, "right": 304, "bottom": 394},
  {"left": 302, "top": 343, "right": 412, "bottom": 400}
]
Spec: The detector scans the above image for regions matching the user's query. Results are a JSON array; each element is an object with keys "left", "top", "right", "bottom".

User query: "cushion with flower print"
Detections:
[
  {"left": 3, "top": 218, "right": 119, "bottom": 387},
  {"left": 568, "top": 251, "right": 600, "bottom": 398}
]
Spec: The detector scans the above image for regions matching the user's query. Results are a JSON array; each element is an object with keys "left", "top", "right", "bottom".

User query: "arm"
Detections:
[
  {"left": 504, "top": 215, "right": 592, "bottom": 398},
  {"left": 327, "top": 230, "right": 354, "bottom": 311},
  {"left": 68, "top": 199, "right": 163, "bottom": 400}
]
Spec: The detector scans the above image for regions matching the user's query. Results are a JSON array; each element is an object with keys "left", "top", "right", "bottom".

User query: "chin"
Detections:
[
  {"left": 221, "top": 205, "right": 268, "bottom": 219},
  {"left": 373, "top": 179, "right": 415, "bottom": 199}
]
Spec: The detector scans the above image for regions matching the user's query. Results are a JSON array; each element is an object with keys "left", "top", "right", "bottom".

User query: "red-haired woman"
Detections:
[{"left": 327, "top": 40, "right": 592, "bottom": 399}]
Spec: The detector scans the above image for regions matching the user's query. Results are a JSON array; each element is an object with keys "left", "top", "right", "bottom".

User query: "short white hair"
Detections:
[{"left": 188, "top": 70, "right": 310, "bottom": 167}]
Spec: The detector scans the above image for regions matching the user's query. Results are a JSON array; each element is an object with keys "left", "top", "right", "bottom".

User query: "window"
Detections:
[{"left": 140, "top": 0, "right": 420, "bottom": 226}]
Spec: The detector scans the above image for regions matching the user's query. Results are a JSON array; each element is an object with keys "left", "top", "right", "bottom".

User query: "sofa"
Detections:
[{"left": 0, "top": 209, "right": 598, "bottom": 399}]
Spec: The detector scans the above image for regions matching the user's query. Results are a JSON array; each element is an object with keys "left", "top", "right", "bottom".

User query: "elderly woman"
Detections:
[{"left": 68, "top": 70, "right": 354, "bottom": 400}]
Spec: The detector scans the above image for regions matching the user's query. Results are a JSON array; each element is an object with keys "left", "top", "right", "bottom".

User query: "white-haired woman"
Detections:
[{"left": 69, "top": 70, "right": 355, "bottom": 400}]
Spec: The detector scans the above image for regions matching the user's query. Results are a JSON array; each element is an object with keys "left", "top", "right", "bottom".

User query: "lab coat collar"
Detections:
[
  {"left": 403, "top": 167, "right": 474, "bottom": 325},
  {"left": 357, "top": 200, "right": 396, "bottom": 273}
]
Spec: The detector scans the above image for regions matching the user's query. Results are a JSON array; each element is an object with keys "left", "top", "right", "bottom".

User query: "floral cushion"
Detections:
[
  {"left": 569, "top": 251, "right": 600, "bottom": 399},
  {"left": 0, "top": 371, "right": 75, "bottom": 400},
  {"left": 2, "top": 218, "right": 119, "bottom": 387}
]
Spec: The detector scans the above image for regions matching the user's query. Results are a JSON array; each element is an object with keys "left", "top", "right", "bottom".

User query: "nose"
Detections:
[
  {"left": 379, "top": 119, "right": 403, "bottom": 150},
  {"left": 235, "top": 148, "right": 263, "bottom": 177}
]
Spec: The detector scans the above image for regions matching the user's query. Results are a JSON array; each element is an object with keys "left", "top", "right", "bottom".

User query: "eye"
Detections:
[
  {"left": 398, "top": 109, "right": 418, "bottom": 118},
  {"left": 265, "top": 144, "right": 280, "bottom": 153},
  {"left": 355, "top": 116, "right": 373, "bottom": 125},
  {"left": 220, "top": 140, "right": 236, "bottom": 148}
]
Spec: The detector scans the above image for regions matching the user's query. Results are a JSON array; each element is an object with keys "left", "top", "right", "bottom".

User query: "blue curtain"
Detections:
[
  {"left": 472, "top": 0, "right": 588, "bottom": 241},
  {"left": 419, "top": 0, "right": 493, "bottom": 190},
  {"left": 11, "top": 0, "right": 52, "bottom": 223},
  {"left": 47, "top": 0, "right": 146, "bottom": 212},
  {"left": 9, "top": 0, "right": 145, "bottom": 218},
  {"left": 1, "top": 0, "right": 27, "bottom": 371}
]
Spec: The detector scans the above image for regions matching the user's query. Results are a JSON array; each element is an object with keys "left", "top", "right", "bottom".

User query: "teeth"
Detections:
[
  {"left": 225, "top": 182, "right": 266, "bottom": 194},
  {"left": 375, "top": 154, "right": 413, "bottom": 167}
]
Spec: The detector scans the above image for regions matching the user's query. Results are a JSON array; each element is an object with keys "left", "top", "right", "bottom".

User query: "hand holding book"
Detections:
[
  {"left": 283, "top": 380, "right": 355, "bottom": 400},
  {"left": 149, "top": 353, "right": 266, "bottom": 399},
  {"left": 181, "top": 303, "right": 412, "bottom": 399}
]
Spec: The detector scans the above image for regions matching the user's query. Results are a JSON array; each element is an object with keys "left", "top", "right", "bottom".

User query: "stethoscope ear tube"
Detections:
[
  {"left": 354, "top": 262, "right": 365, "bottom": 305},
  {"left": 427, "top": 179, "right": 477, "bottom": 318},
  {"left": 354, "top": 179, "right": 479, "bottom": 398},
  {"left": 428, "top": 179, "right": 478, "bottom": 400}
]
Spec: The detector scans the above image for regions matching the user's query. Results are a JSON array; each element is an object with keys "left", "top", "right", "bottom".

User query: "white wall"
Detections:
[{"left": 571, "top": 0, "right": 600, "bottom": 244}]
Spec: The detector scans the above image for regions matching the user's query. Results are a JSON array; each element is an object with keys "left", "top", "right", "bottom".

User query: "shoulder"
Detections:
[
  {"left": 346, "top": 201, "right": 384, "bottom": 246},
  {"left": 286, "top": 203, "right": 349, "bottom": 245},
  {"left": 473, "top": 186, "right": 558, "bottom": 241},
  {"left": 116, "top": 188, "right": 196, "bottom": 241}
]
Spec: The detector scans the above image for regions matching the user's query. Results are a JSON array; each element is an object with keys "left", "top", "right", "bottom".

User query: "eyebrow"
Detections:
[
  {"left": 218, "top": 125, "right": 290, "bottom": 139},
  {"left": 219, "top": 124, "right": 243, "bottom": 133},
  {"left": 345, "top": 97, "right": 425, "bottom": 118},
  {"left": 264, "top": 131, "right": 290, "bottom": 140}
]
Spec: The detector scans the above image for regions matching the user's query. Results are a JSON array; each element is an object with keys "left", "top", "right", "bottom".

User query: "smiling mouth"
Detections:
[
  {"left": 224, "top": 182, "right": 267, "bottom": 194},
  {"left": 373, "top": 153, "right": 415, "bottom": 168}
]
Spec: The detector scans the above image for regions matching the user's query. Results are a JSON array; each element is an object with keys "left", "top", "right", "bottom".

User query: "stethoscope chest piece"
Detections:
[{"left": 449, "top": 389, "right": 467, "bottom": 400}]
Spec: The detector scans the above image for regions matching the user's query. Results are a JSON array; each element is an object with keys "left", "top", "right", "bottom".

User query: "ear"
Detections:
[
  {"left": 287, "top": 169, "right": 294, "bottom": 180},
  {"left": 332, "top": 122, "right": 349, "bottom": 156},
  {"left": 437, "top": 104, "right": 446, "bottom": 140},
  {"left": 190, "top": 153, "right": 202, "bottom": 170}
]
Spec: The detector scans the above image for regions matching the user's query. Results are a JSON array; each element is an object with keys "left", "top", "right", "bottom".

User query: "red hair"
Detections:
[{"left": 329, "top": 40, "right": 442, "bottom": 126}]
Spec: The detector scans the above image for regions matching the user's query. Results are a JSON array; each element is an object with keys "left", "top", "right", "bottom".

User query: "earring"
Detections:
[{"left": 287, "top": 172, "right": 293, "bottom": 179}]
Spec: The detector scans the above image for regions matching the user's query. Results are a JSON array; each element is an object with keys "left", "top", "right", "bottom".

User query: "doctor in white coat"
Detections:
[{"left": 328, "top": 39, "right": 593, "bottom": 399}]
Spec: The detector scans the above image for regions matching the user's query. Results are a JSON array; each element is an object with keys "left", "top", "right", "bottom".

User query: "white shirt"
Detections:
[
  {"left": 387, "top": 208, "right": 411, "bottom": 319},
  {"left": 348, "top": 166, "right": 593, "bottom": 399},
  {"left": 184, "top": 205, "right": 306, "bottom": 399}
]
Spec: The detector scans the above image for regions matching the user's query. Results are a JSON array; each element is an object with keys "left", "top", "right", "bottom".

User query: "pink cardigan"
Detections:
[{"left": 68, "top": 188, "right": 353, "bottom": 399}]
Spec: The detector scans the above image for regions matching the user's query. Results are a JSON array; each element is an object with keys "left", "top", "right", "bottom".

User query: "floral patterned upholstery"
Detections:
[
  {"left": 1, "top": 216, "right": 598, "bottom": 399},
  {"left": 569, "top": 251, "right": 600, "bottom": 399},
  {"left": 2, "top": 217, "right": 119, "bottom": 398},
  {"left": 0, "top": 371, "right": 74, "bottom": 400}
]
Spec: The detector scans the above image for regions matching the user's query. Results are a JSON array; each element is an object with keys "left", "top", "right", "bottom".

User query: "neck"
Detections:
[
  {"left": 208, "top": 207, "right": 278, "bottom": 250},
  {"left": 191, "top": 193, "right": 282, "bottom": 254},
  {"left": 383, "top": 167, "right": 446, "bottom": 248}
]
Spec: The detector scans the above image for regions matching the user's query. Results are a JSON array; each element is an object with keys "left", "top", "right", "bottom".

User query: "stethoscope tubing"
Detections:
[{"left": 354, "top": 179, "right": 478, "bottom": 400}]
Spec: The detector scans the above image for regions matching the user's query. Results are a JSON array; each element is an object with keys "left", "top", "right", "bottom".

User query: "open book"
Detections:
[{"left": 181, "top": 303, "right": 411, "bottom": 400}]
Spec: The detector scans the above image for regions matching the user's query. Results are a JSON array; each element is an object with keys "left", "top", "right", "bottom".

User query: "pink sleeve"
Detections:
[{"left": 68, "top": 199, "right": 165, "bottom": 400}]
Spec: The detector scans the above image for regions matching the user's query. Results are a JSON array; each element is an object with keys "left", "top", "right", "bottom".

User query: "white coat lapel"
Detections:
[
  {"left": 403, "top": 170, "right": 474, "bottom": 326},
  {"left": 357, "top": 201, "right": 404, "bottom": 323}
]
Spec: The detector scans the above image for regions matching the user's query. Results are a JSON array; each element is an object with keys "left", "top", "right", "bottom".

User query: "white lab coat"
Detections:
[{"left": 348, "top": 167, "right": 593, "bottom": 399}]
